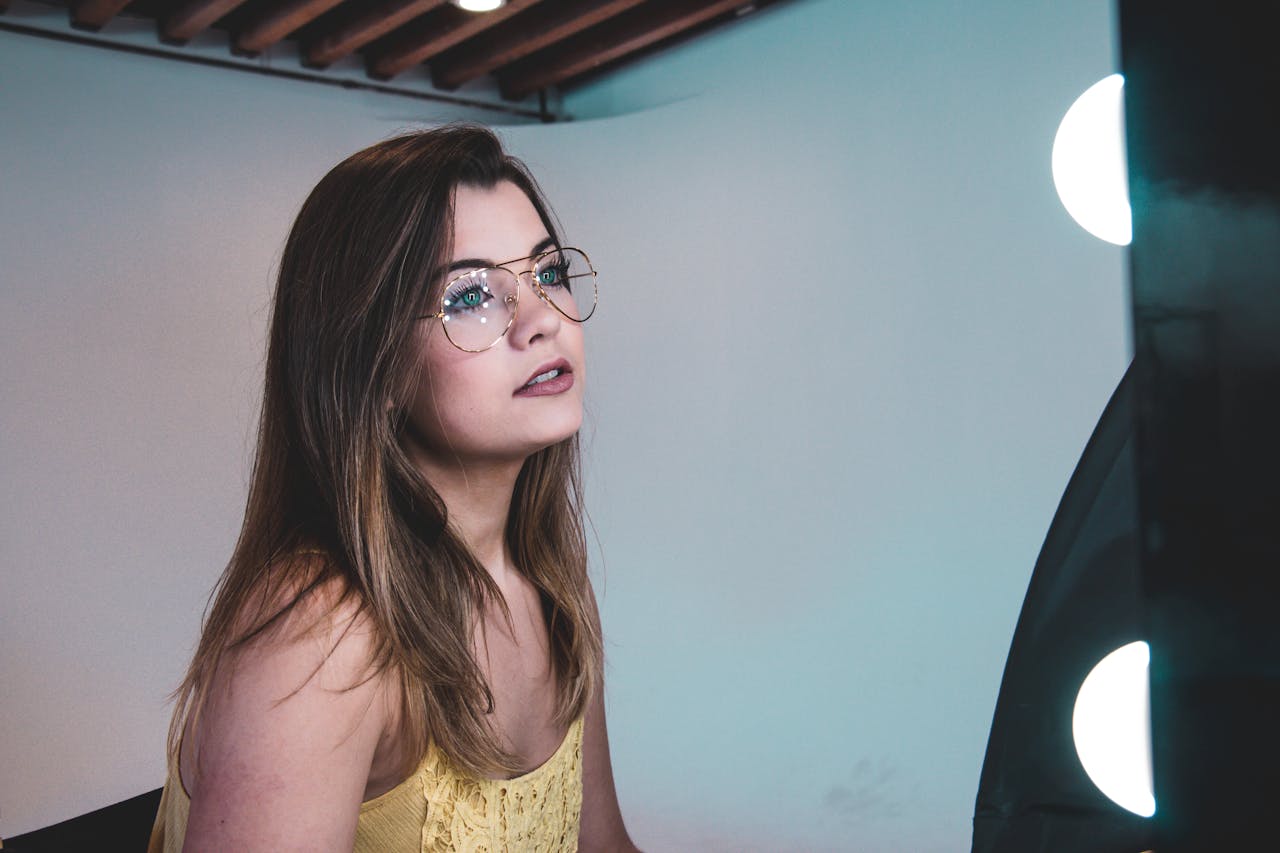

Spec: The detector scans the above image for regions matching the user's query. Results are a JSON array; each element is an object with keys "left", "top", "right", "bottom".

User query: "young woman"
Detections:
[{"left": 148, "top": 126, "right": 638, "bottom": 852}]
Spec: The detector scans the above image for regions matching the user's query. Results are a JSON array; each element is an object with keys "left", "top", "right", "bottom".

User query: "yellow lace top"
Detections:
[{"left": 146, "top": 716, "right": 584, "bottom": 852}]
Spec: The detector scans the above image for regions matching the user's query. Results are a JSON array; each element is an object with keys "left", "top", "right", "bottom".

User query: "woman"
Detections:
[{"left": 148, "top": 125, "right": 638, "bottom": 852}]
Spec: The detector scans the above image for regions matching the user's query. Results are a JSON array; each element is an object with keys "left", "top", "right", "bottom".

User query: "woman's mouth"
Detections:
[{"left": 515, "top": 361, "right": 574, "bottom": 397}]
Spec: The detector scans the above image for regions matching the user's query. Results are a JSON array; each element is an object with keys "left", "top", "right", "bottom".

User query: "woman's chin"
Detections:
[
  {"left": 530, "top": 407, "right": 583, "bottom": 445},
  {"left": 467, "top": 426, "right": 583, "bottom": 465},
  {"left": 524, "top": 423, "right": 582, "bottom": 456}
]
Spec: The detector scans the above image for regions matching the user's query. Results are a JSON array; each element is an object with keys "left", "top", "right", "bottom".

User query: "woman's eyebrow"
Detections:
[
  {"left": 445, "top": 236, "right": 558, "bottom": 274},
  {"left": 527, "top": 236, "right": 557, "bottom": 257}
]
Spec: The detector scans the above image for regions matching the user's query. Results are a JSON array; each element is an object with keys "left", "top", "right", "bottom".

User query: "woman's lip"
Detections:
[
  {"left": 514, "top": 370, "right": 574, "bottom": 397},
  {"left": 517, "top": 358, "right": 571, "bottom": 391}
]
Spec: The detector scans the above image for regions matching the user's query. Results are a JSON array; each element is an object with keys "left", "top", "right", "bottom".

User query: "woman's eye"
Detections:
[
  {"left": 445, "top": 280, "right": 490, "bottom": 313},
  {"left": 537, "top": 263, "right": 570, "bottom": 288}
]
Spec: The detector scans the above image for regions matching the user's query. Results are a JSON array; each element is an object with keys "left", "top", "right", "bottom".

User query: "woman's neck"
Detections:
[{"left": 411, "top": 453, "right": 523, "bottom": 583}]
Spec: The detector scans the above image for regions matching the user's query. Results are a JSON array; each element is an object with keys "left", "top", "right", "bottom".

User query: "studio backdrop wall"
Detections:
[{"left": 1, "top": 1, "right": 1126, "bottom": 849}]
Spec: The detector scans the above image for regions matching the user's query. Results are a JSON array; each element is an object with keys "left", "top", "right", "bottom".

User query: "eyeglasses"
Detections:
[{"left": 421, "top": 247, "right": 598, "bottom": 353}]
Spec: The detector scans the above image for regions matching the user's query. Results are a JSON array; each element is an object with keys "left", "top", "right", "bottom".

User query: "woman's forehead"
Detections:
[{"left": 451, "top": 181, "right": 551, "bottom": 263}]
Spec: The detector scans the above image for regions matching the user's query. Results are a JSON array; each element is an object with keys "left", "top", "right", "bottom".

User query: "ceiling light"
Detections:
[{"left": 452, "top": 0, "right": 507, "bottom": 11}]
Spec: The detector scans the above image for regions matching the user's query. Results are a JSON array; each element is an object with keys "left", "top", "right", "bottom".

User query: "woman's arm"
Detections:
[
  {"left": 579, "top": 678, "right": 642, "bottom": 852},
  {"left": 577, "top": 580, "right": 641, "bottom": 853},
  {"left": 182, "top": 584, "right": 391, "bottom": 853}
]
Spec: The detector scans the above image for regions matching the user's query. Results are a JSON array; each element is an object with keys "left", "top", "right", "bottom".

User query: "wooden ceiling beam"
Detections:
[
  {"left": 69, "top": 0, "right": 132, "bottom": 30},
  {"left": 234, "top": 0, "right": 346, "bottom": 55},
  {"left": 431, "top": 0, "right": 646, "bottom": 90},
  {"left": 303, "top": 0, "right": 446, "bottom": 69},
  {"left": 161, "top": 0, "right": 251, "bottom": 44},
  {"left": 498, "top": 0, "right": 752, "bottom": 100},
  {"left": 366, "top": 0, "right": 543, "bottom": 81}
]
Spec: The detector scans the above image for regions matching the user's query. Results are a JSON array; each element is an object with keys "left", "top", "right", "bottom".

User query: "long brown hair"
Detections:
[{"left": 168, "top": 125, "right": 603, "bottom": 779}]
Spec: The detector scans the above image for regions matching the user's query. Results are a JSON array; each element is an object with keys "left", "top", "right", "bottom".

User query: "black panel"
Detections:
[
  {"left": 3, "top": 789, "right": 162, "bottom": 853},
  {"left": 1120, "top": 0, "right": 1280, "bottom": 849}
]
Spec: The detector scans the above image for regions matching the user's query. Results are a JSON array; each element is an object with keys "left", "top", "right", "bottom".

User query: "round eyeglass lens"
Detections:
[
  {"left": 533, "top": 248, "right": 597, "bottom": 323},
  {"left": 441, "top": 268, "right": 516, "bottom": 351}
]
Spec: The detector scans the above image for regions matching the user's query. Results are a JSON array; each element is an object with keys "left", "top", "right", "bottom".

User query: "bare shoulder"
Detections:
[{"left": 181, "top": 568, "right": 396, "bottom": 853}]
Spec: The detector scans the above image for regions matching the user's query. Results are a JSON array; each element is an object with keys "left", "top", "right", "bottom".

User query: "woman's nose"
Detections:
[{"left": 509, "top": 272, "right": 561, "bottom": 347}]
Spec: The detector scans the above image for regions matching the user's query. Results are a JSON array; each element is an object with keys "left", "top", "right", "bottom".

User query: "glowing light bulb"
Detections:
[
  {"left": 1052, "top": 74, "right": 1132, "bottom": 245},
  {"left": 1072, "top": 641, "right": 1155, "bottom": 817},
  {"left": 452, "top": 0, "right": 506, "bottom": 11}
]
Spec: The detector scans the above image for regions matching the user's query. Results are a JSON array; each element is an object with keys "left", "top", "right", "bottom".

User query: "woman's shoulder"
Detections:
[
  {"left": 178, "top": 552, "right": 400, "bottom": 847},
  {"left": 216, "top": 546, "right": 394, "bottom": 711}
]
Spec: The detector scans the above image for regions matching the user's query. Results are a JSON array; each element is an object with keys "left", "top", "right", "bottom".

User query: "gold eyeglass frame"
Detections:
[{"left": 422, "top": 246, "right": 598, "bottom": 353}]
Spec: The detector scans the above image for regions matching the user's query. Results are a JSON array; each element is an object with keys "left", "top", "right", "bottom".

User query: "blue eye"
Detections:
[
  {"left": 537, "top": 261, "right": 571, "bottom": 289},
  {"left": 443, "top": 276, "right": 493, "bottom": 314}
]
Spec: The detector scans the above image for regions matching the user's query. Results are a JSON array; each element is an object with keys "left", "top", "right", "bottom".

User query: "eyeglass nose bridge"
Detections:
[{"left": 482, "top": 268, "right": 559, "bottom": 345}]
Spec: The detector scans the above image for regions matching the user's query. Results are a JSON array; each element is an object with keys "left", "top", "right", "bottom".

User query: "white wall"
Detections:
[
  {"left": 509, "top": 2, "right": 1127, "bottom": 848},
  {"left": 1, "top": 0, "right": 1126, "bottom": 849}
]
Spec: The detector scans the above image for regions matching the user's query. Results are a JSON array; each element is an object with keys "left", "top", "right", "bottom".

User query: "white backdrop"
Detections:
[{"left": 1, "top": 1, "right": 1126, "bottom": 849}]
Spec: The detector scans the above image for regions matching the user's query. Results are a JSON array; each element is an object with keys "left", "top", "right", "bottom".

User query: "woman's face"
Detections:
[{"left": 402, "top": 180, "right": 586, "bottom": 467}]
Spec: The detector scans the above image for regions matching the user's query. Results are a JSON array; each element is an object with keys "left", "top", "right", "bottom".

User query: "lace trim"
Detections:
[{"left": 419, "top": 717, "right": 584, "bottom": 852}]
